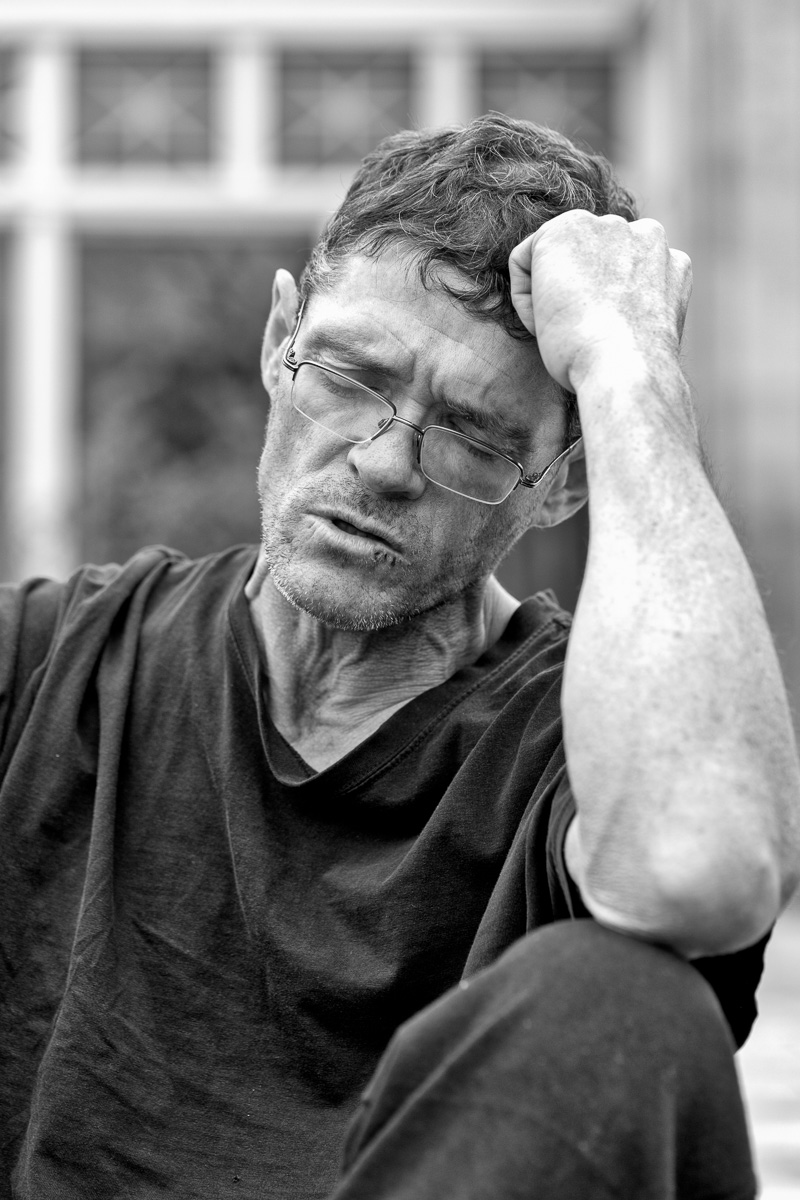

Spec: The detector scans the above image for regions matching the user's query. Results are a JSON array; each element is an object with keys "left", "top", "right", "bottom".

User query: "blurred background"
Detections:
[
  {"left": 0, "top": 0, "right": 797, "bottom": 1191},
  {"left": 0, "top": 0, "right": 798, "bottom": 714}
]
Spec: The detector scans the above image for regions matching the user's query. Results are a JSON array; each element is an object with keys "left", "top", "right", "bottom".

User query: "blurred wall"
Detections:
[{"left": 650, "top": 0, "right": 800, "bottom": 735}]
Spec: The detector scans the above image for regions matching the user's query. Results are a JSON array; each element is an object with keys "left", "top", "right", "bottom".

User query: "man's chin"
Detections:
[
  {"left": 267, "top": 561, "right": 420, "bottom": 633},
  {"left": 260, "top": 515, "right": 485, "bottom": 633}
]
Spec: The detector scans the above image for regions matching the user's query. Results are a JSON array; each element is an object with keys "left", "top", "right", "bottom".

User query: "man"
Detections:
[{"left": 0, "top": 114, "right": 798, "bottom": 1198}]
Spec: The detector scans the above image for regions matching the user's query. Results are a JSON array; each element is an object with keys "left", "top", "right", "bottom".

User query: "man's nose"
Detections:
[{"left": 346, "top": 421, "right": 428, "bottom": 500}]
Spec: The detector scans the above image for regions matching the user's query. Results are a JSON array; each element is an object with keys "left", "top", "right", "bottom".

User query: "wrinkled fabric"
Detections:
[
  {"left": 334, "top": 921, "right": 757, "bottom": 1200},
  {"left": 0, "top": 546, "right": 767, "bottom": 1199}
]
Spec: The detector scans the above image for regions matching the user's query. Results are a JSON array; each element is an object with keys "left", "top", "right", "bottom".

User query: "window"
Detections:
[
  {"left": 77, "top": 49, "right": 213, "bottom": 165},
  {"left": 79, "top": 233, "right": 312, "bottom": 564},
  {"left": 0, "top": 49, "right": 18, "bottom": 162},
  {"left": 279, "top": 50, "right": 412, "bottom": 165},
  {"left": 481, "top": 53, "right": 613, "bottom": 158}
]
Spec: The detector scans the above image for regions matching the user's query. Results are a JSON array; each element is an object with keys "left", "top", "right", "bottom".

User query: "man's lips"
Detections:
[{"left": 312, "top": 509, "right": 401, "bottom": 553}]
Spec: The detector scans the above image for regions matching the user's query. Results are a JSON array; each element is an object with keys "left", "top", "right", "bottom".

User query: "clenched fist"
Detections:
[{"left": 508, "top": 211, "right": 692, "bottom": 395}]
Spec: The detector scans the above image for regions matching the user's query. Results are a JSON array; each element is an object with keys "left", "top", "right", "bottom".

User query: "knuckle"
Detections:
[
  {"left": 633, "top": 217, "right": 666, "bottom": 238},
  {"left": 558, "top": 208, "right": 595, "bottom": 227}
]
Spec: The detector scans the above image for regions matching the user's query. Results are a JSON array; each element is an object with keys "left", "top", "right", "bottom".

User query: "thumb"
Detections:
[{"left": 508, "top": 232, "right": 538, "bottom": 336}]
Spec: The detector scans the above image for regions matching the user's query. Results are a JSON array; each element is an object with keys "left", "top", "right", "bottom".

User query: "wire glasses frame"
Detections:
[{"left": 281, "top": 299, "right": 582, "bottom": 505}]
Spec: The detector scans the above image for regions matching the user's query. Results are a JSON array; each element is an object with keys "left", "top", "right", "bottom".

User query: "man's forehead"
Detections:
[
  {"left": 304, "top": 250, "right": 537, "bottom": 386},
  {"left": 314, "top": 246, "right": 476, "bottom": 318}
]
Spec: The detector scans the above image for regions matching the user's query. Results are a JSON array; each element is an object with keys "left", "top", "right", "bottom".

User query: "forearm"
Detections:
[{"left": 563, "top": 347, "right": 800, "bottom": 956}]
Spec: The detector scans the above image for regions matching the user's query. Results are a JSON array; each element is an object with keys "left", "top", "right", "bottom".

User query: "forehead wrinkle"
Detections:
[
  {"left": 421, "top": 312, "right": 549, "bottom": 435},
  {"left": 313, "top": 251, "right": 530, "bottom": 385},
  {"left": 427, "top": 336, "right": 541, "bottom": 447}
]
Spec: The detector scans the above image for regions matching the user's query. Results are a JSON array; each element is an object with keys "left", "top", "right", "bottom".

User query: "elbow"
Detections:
[
  {"left": 571, "top": 820, "right": 785, "bottom": 958},
  {"left": 644, "top": 846, "right": 783, "bottom": 957}
]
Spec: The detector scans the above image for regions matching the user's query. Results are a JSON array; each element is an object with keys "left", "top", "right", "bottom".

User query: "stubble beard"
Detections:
[
  {"left": 257, "top": 479, "right": 496, "bottom": 634},
  {"left": 261, "top": 522, "right": 409, "bottom": 632}
]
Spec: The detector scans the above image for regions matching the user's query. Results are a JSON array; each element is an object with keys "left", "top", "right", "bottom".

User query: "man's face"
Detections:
[{"left": 257, "top": 249, "right": 568, "bottom": 631}]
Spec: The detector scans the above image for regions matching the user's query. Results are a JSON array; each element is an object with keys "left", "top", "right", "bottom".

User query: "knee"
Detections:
[
  {"left": 344, "top": 922, "right": 753, "bottom": 1197},
  {"left": 497, "top": 919, "right": 728, "bottom": 1025},
  {"left": 395, "top": 918, "right": 737, "bottom": 1103},
  {"left": 467, "top": 919, "right": 736, "bottom": 1064},
  {"left": 409, "top": 919, "right": 745, "bottom": 1153}
]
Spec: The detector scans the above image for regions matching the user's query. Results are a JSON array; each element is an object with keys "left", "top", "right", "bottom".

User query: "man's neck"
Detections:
[{"left": 245, "top": 566, "right": 519, "bottom": 772}]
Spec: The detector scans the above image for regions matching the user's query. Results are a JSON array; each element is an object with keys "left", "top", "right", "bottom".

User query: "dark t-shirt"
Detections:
[{"left": 0, "top": 546, "right": 767, "bottom": 1199}]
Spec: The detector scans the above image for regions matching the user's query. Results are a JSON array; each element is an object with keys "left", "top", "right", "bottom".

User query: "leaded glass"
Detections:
[
  {"left": 279, "top": 50, "right": 412, "bottom": 165},
  {"left": 77, "top": 49, "right": 213, "bottom": 165},
  {"left": 481, "top": 53, "right": 613, "bottom": 158}
]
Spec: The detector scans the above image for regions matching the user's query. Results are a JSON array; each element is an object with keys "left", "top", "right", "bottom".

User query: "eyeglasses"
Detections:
[{"left": 282, "top": 301, "right": 581, "bottom": 506}]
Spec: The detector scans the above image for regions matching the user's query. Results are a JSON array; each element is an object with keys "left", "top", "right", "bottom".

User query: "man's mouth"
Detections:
[
  {"left": 332, "top": 518, "right": 374, "bottom": 539},
  {"left": 309, "top": 508, "right": 402, "bottom": 559},
  {"left": 329, "top": 518, "right": 397, "bottom": 554},
  {"left": 317, "top": 511, "right": 399, "bottom": 553}
]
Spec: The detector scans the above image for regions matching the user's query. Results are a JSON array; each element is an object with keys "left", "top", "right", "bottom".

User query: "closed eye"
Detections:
[
  {"left": 311, "top": 348, "right": 391, "bottom": 395},
  {"left": 310, "top": 364, "right": 384, "bottom": 403},
  {"left": 443, "top": 416, "right": 521, "bottom": 461},
  {"left": 442, "top": 402, "right": 529, "bottom": 460},
  {"left": 461, "top": 437, "right": 505, "bottom": 464}
]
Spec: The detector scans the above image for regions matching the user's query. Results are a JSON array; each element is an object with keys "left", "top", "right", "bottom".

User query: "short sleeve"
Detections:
[
  {"left": 0, "top": 577, "right": 66, "bottom": 752},
  {"left": 691, "top": 935, "right": 769, "bottom": 1049},
  {"left": 0, "top": 550, "right": 178, "bottom": 772},
  {"left": 546, "top": 770, "right": 591, "bottom": 920}
]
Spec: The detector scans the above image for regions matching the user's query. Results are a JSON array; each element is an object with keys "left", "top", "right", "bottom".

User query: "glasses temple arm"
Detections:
[{"left": 519, "top": 436, "right": 583, "bottom": 489}]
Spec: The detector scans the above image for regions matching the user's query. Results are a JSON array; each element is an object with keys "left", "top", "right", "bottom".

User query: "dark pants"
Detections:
[{"left": 330, "top": 921, "right": 756, "bottom": 1199}]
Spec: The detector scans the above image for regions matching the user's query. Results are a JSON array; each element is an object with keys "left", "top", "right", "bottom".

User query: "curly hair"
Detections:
[
  {"left": 300, "top": 114, "right": 638, "bottom": 440},
  {"left": 301, "top": 112, "right": 639, "bottom": 341}
]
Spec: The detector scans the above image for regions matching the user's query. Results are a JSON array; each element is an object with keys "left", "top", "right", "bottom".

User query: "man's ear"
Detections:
[
  {"left": 531, "top": 441, "right": 588, "bottom": 529},
  {"left": 260, "top": 269, "right": 299, "bottom": 394}
]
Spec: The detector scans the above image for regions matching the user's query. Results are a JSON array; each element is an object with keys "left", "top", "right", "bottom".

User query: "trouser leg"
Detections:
[{"left": 330, "top": 920, "right": 756, "bottom": 1200}]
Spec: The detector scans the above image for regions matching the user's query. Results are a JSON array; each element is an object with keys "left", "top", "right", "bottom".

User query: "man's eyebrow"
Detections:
[
  {"left": 444, "top": 397, "right": 532, "bottom": 450},
  {"left": 303, "top": 329, "right": 397, "bottom": 376}
]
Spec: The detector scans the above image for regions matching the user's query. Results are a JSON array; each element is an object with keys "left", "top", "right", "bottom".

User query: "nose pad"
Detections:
[{"left": 346, "top": 421, "right": 427, "bottom": 499}]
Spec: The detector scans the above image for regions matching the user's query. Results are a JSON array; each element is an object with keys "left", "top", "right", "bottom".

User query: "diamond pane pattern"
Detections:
[
  {"left": 279, "top": 50, "right": 412, "bottom": 165},
  {"left": 77, "top": 49, "right": 212, "bottom": 165},
  {"left": 482, "top": 53, "right": 613, "bottom": 158}
]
